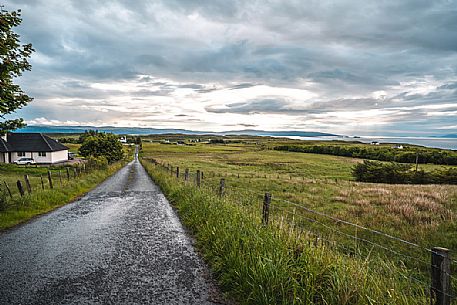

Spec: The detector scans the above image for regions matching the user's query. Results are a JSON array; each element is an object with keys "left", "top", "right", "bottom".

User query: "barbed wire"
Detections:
[
  {"left": 153, "top": 161, "right": 457, "bottom": 270},
  {"left": 272, "top": 205, "right": 431, "bottom": 269},
  {"left": 273, "top": 197, "right": 423, "bottom": 248}
]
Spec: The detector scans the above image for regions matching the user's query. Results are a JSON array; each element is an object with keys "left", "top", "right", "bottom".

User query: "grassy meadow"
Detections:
[
  {"left": 140, "top": 137, "right": 457, "bottom": 304},
  {"left": 0, "top": 144, "right": 134, "bottom": 230}
]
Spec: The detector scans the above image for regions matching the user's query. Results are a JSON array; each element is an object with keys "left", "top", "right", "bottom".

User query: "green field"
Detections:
[
  {"left": 141, "top": 141, "right": 456, "bottom": 243},
  {"left": 0, "top": 144, "right": 134, "bottom": 230},
  {"left": 140, "top": 138, "right": 457, "bottom": 304}
]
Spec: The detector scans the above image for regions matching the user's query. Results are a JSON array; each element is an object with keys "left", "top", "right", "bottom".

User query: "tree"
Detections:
[
  {"left": 79, "top": 132, "right": 124, "bottom": 163},
  {"left": 78, "top": 129, "right": 99, "bottom": 143},
  {"left": 135, "top": 136, "right": 142, "bottom": 150},
  {"left": 0, "top": 7, "right": 34, "bottom": 135}
]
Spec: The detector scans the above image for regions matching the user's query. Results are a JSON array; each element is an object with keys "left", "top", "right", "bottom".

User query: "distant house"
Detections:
[
  {"left": 0, "top": 133, "right": 69, "bottom": 164},
  {"left": 370, "top": 141, "right": 380, "bottom": 145},
  {"left": 119, "top": 136, "right": 127, "bottom": 144},
  {"left": 392, "top": 144, "right": 404, "bottom": 149}
]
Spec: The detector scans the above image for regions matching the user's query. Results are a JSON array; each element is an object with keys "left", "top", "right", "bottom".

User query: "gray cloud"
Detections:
[
  {"left": 5, "top": 0, "right": 457, "bottom": 135},
  {"left": 206, "top": 97, "right": 310, "bottom": 114}
]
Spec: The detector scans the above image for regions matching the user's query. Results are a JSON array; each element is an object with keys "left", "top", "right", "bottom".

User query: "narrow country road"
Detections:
[{"left": 0, "top": 151, "right": 224, "bottom": 304}]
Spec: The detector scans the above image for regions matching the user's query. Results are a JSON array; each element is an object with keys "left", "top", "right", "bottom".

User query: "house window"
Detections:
[
  {"left": 38, "top": 152, "right": 47, "bottom": 157},
  {"left": 17, "top": 152, "right": 25, "bottom": 157}
]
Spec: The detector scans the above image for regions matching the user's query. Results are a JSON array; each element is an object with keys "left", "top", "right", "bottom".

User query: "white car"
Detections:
[{"left": 14, "top": 157, "right": 36, "bottom": 165}]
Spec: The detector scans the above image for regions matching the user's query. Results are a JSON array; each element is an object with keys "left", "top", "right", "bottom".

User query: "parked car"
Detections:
[
  {"left": 14, "top": 157, "right": 36, "bottom": 165},
  {"left": 68, "top": 152, "right": 76, "bottom": 160}
]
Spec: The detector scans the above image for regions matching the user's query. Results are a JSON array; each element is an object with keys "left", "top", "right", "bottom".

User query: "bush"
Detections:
[
  {"left": 79, "top": 132, "right": 124, "bottom": 163},
  {"left": 353, "top": 160, "right": 457, "bottom": 184},
  {"left": 209, "top": 139, "right": 225, "bottom": 144},
  {"left": 86, "top": 156, "right": 108, "bottom": 170},
  {"left": 0, "top": 189, "right": 9, "bottom": 211},
  {"left": 275, "top": 145, "right": 457, "bottom": 165}
]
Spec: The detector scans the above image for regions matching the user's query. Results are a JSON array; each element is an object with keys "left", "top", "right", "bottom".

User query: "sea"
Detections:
[{"left": 283, "top": 136, "right": 457, "bottom": 150}]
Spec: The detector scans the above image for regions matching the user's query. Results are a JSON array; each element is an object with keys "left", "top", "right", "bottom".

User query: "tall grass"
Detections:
[{"left": 142, "top": 160, "right": 428, "bottom": 305}]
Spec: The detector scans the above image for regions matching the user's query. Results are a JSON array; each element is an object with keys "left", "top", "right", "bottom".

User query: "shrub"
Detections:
[
  {"left": 86, "top": 155, "right": 109, "bottom": 170},
  {"left": 353, "top": 160, "right": 457, "bottom": 184},
  {"left": 209, "top": 139, "right": 225, "bottom": 144},
  {"left": 275, "top": 145, "right": 457, "bottom": 165},
  {"left": 0, "top": 189, "right": 9, "bottom": 211},
  {"left": 79, "top": 132, "right": 124, "bottom": 163}
]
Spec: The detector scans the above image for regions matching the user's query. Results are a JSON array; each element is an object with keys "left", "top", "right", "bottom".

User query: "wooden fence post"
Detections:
[
  {"left": 66, "top": 167, "right": 70, "bottom": 181},
  {"left": 73, "top": 168, "right": 77, "bottom": 179},
  {"left": 176, "top": 167, "right": 180, "bottom": 178},
  {"left": 16, "top": 180, "right": 25, "bottom": 197},
  {"left": 40, "top": 175, "right": 45, "bottom": 190},
  {"left": 219, "top": 178, "right": 225, "bottom": 197},
  {"left": 184, "top": 168, "right": 189, "bottom": 181},
  {"left": 262, "top": 192, "right": 271, "bottom": 226},
  {"left": 196, "top": 170, "right": 201, "bottom": 187},
  {"left": 201, "top": 171, "right": 204, "bottom": 180},
  {"left": 3, "top": 181, "right": 13, "bottom": 198},
  {"left": 431, "top": 247, "right": 451, "bottom": 305},
  {"left": 47, "top": 171, "right": 53, "bottom": 189},
  {"left": 59, "top": 171, "right": 63, "bottom": 186},
  {"left": 24, "top": 175, "right": 32, "bottom": 194}
]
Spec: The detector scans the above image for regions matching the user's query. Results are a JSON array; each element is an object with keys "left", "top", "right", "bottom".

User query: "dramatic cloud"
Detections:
[{"left": 5, "top": 0, "right": 457, "bottom": 135}]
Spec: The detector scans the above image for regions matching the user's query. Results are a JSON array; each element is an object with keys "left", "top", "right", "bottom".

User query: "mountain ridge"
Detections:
[{"left": 15, "top": 125, "right": 338, "bottom": 137}]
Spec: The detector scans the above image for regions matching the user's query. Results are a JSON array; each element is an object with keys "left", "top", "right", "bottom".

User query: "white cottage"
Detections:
[{"left": 0, "top": 133, "right": 69, "bottom": 164}]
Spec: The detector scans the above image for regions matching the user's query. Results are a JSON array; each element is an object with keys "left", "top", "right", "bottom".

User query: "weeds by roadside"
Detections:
[{"left": 142, "top": 160, "right": 429, "bottom": 305}]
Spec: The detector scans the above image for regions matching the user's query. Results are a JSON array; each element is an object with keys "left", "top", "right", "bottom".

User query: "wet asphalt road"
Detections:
[{"left": 0, "top": 153, "right": 223, "bottom": 304}]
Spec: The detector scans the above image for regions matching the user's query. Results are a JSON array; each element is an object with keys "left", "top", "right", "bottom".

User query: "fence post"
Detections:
[
  {"left": 219, "top": 178, "right": 225, "bottom": 197},
  {"left": 73, "top": 168, "right": 77, "bottom": 179},
  {"left": 176, "top": 167, "right": 180, "bottom": 178},
  {"left": 58, "top": 170, "right": 63, "bottom": 186},
  {"left": 184, "top": 168, "right": 189, "bottom": 181},
  {"left": 201, "top": 171, "right": 204, "bottom": 180},
  {"left": 40, "top": 175, "right": 45, "bottom": 190},
  {"left": 431, "top": 247, "right": 451, "bottom": 305},
  {"left": 66, "top": 167, "right": 70, "bottom": 181},
  {"left": 16, "top": 180, "right": 25, "bottom": 197},
  {"left": 24, "top": 175, "right": 32, "bottom": 194},
  {"left": 3, "top": 181, "right": 12, "bottom": 198},
  {"left": 47, "top": 171, "right": 53, "bottom": 189},
  {"left": 196, "top": 170, "right": 201, "bottom": 187},
  {"left": 262, "top": 192, "right": 271, "bottom": 225}
]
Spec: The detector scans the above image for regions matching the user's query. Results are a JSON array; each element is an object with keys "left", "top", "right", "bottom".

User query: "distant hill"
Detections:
[
  {"left": 439, "top": 134, "right": 457, "bottom": 138},
  {"left": 15, "top": 125, "right": 337, "bottom": 137},
  {"left": 220, "top": 129, "right": 337, "bottom": 137}
]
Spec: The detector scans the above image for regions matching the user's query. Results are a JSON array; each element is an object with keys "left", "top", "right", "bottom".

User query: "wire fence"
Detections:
[
  {"left": 0, "top": 162, "right": 108, "bottom": 200},
  {"left": 147, "top": 158, "right": 456, "bottom": 303}
]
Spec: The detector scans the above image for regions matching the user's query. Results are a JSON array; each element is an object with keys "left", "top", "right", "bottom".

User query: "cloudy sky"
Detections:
[{"left": 5, "top": 0, "right": 457, "bottom": 136}]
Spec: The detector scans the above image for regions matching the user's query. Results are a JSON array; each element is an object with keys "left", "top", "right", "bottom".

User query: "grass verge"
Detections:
[
  {"left": 0, "top": 161, "right": 126, "bottom": 231},
  {"left": 142, "top": 159, "right": 428, "bottom": 305}
]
